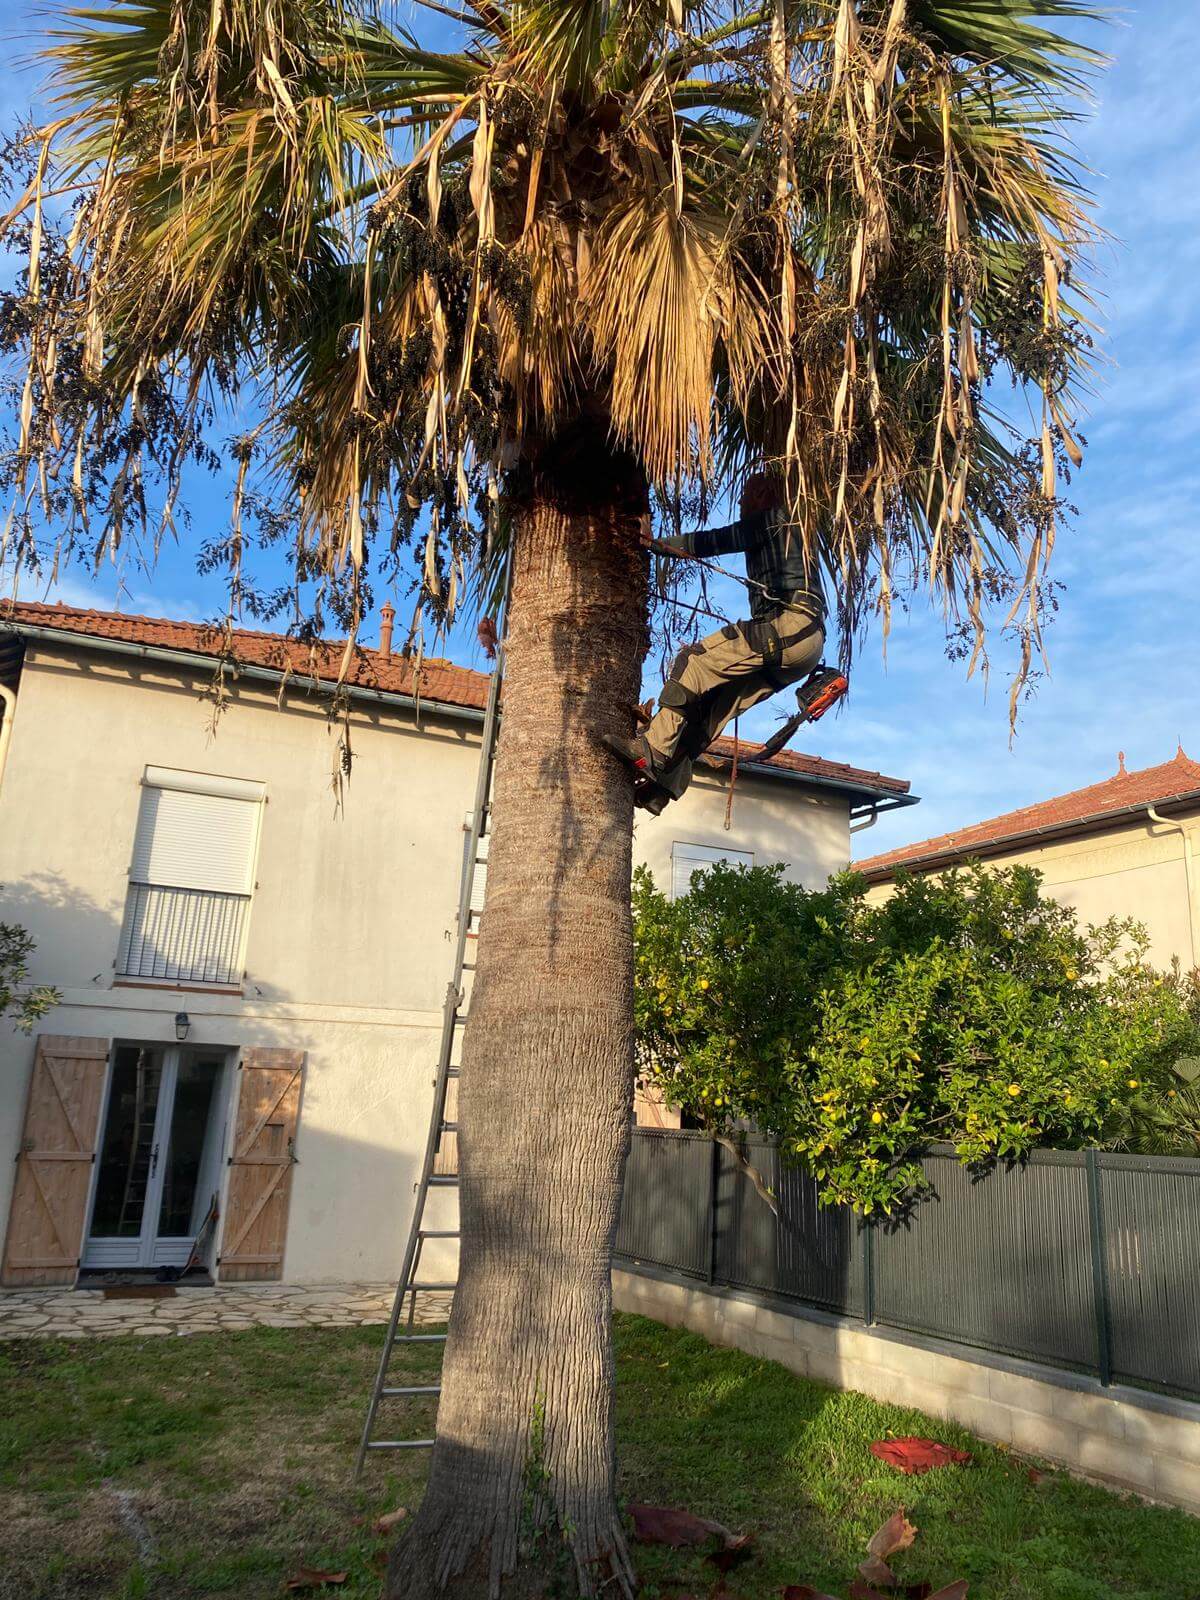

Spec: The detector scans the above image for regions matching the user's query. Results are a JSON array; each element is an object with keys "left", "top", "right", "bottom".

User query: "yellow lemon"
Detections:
[
  {"left": 871, "top": 1110, "right": 884, "bottom": 1125},
  {"left": 1066, "top": 968, "right": 1079, "bottom": 982},
  {"left": 1128, "top": 1079, "right": 1139, "bottom": 1090},
  {"left": 1099, "top": 1059, "right": 1109, "bottom": 1069},
  {"left": 699, "top": 978, "right": 710, "bottom": 991},
  {"left": 1007, "top": 1083, "right": 1021, "bottom": 1097}
]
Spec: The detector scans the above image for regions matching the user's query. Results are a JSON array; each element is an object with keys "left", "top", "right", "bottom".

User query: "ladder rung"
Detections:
[
  {"left": 407, "top": 1281, "right": 456, "bottom": 1292},
  {"left": 440, "top": 1120, "right": 458, "bottom": 1133},
  {"left": 419, "top": 1229, "right": 459, "bottom": 1239},
  {"left": 447, "top": 1068, "right": 460, "bottom": 1079},
  {"left": 381, "top": 1384, "right": 442, "bottom": 1396},
  {"left": 366, "top": 1439, "right": 435, "bottom": 1451},
  {"left": 428, "top": 1175, "right": 459, "bottom": 1187},
  {"left": 460, "top": 962, "right": 476, "bottom": 972},
  {"left": 393, "top": 1333, "right": 447, "bottom": 1343}
]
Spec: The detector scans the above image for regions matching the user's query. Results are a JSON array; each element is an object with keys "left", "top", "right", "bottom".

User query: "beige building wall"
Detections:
[
  {"left": 864, "top": 816, "right": 1200, "bottom": 972},
  {"left": 0, "top": 644, "right": 855, "bottom": 1283}
]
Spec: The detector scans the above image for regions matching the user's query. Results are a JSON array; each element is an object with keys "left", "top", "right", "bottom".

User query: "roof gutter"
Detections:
[
  {"left": 859, "top": 788, "right": 1200, "bottom": 884},
  {"left": 9, "top": 619, "right": 914, "bottom": 808}
]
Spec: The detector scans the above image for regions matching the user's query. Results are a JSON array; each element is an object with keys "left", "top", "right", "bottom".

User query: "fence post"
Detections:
[
  {"left": 1085, "top": 1149, "right": 1114, "bottom": 1387},
  {"left": 861, "top": 1220, "right": 876, "bottom": 1327},
  {"left": 707, "top": 1137, "right": 721, "bottom": 1286}
]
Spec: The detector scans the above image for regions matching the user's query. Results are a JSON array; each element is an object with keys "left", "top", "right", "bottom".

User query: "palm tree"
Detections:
[{"left": 3, "top": 2, "right": 1100, "bottom": 1594}]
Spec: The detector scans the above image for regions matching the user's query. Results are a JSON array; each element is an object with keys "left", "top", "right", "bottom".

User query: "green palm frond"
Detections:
[{"left": 2, "top": 0, "right": 1106, "bottom": 683}]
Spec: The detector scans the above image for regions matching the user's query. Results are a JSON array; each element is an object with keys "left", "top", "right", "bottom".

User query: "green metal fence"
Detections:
[{"left": 615, "top": 1129, "right": 1200, "bottom": 1401}]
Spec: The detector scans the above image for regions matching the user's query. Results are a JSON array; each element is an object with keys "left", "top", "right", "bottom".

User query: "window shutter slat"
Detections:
[{"left": 670, "top": 842, "right": 753, "bottom": 901}]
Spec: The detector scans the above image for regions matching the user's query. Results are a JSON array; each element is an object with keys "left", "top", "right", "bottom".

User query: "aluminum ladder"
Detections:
[{"left": 354, "top": 616, "right": 505, "bottom": 1476}]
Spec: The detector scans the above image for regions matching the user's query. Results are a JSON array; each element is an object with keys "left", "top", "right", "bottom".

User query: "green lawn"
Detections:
[{"left": 2, "top": 1314, "right": 1197, "bottom": 1600}]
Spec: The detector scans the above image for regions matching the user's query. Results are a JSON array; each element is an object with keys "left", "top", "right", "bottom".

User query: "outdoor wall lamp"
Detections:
[{"left": 174, "top": 1012, "right": 190, "bottom": 1041}]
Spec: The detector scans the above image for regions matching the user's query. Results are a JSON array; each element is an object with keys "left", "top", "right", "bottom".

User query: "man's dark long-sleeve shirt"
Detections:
[{"left": 660, "top": 510, "right": 825, "bottom": 621}]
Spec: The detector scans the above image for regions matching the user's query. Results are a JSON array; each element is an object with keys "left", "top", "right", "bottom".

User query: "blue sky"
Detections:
[{"left": 2, "top": 3, "right": 1197, "bottom": 855}]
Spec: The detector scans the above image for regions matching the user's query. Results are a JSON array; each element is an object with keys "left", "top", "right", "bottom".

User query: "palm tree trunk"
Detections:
[{"left": 390, "top": 449, "right": 650, "bottom": 1600}]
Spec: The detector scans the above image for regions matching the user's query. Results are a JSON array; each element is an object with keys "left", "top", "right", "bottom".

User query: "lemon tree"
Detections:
[{"left": 633, "top": 862, "right": 1200, "bottom": 1213}]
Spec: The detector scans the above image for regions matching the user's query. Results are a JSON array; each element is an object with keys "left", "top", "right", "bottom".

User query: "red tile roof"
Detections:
[
  {"left": 856, "top": 749, "right": 1200, "bottom": 881},
  {"left": 1, "top": 598, "right": 910, "bottom": 800}
]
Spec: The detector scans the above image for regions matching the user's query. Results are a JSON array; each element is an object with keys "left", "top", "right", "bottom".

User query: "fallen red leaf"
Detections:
[
  {"left": 283, "top": 1569, "right": 348, "bottom": 1591},
  {"left": 870, "top": 1438, "right": 972, "bottom": 1476},
  {"left": 708, "top": 1532, "right": 756, "bottom": 1574},
  {"left": 859, "top": 1508, "right": 918, "bottom": 1585},
  {"left": 848, "top": 1582, "right": 892, "bottom": 1600},
  {"left": 927, "top": 1585, "right": 968, "bottom": 1600},
  {"left": 627, "top": 1503, "right": 737, "bottom": 1548}
]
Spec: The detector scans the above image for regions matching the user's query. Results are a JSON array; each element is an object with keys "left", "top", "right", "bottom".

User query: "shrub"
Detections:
[
  {"left": 633, "top": 861, "right": 1200, "bottom": 1213},
  {"left": 0, "top": 910, "right": 58, "bottom": 1032}
]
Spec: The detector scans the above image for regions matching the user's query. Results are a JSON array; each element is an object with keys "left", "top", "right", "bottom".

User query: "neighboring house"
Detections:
[
  {"left": 856, "top": 748, "right": 1200, "bottom": 971},
  {"left": 0, "top": 600, "right": 912, "bottom": 1289}
]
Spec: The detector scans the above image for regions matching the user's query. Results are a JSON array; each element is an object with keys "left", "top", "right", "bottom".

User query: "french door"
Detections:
[{"left": 84, "top": 1043, "right": 231, "bottom": 1270}]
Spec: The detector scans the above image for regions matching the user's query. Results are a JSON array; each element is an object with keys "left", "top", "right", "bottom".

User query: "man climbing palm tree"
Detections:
[{"left": 605, "top": 470, "right": 846, "bottom": 809}]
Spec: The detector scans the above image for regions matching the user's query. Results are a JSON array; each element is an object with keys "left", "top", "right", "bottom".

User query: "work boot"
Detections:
[{"left": 600, "top": 732, "right": 675, "bottom": 812}]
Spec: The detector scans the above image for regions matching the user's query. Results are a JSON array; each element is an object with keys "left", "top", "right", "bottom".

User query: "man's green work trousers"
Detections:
[{"left": 641, "top": 598, "right": 825, "bottom": 801}]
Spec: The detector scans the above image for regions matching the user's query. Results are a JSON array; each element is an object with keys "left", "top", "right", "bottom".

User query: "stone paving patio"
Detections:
[{"left": 0, "top": 1282, "right": 453, "bottom": 1338}]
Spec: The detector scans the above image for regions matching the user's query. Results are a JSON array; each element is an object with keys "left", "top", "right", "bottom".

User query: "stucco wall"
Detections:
[
  {"left": 864, "top": 817, "right": 1199, "bottom": 972},
  {"left": 0, "top": 644, "right": 854, "bottom": 1282}
]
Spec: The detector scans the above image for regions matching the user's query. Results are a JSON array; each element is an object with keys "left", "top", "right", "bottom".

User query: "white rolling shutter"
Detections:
[
  {"left": 463, "top": 813, "right": 488, "bottom": 920},
  {"left": 670, "top": 841, "right": 753, "bottom": 902},
  {"left": 117, "top": 768, "right": 265, "bottom": 986},
  {"left": 130, "top": 785, "right": 261, "bottom": 895}
]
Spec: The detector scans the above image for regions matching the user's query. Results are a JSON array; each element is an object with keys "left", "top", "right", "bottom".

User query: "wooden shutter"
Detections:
[
  {"left": 219, "top": 1048, "right": 305, "bottom": 1282},
  {"left": 1, "top": 1036, "right": 109, "bottom": 1287}
]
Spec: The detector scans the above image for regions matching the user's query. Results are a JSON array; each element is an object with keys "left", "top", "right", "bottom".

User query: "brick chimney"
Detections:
[{"left": 379, "top": 601, "right": 395, "bottom": 663}]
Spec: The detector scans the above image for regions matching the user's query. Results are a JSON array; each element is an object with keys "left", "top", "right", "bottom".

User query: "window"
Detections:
[
  {"left": 116, "top": 767, "right": 265, "bottom": 987},
  {"left": 671, "top": 841, "right": 753, "bottom": 901}
]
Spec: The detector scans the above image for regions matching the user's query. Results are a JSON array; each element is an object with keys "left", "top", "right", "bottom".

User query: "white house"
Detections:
[{"left": 0, "top": 599, "right": 912, "bottom": 1289}]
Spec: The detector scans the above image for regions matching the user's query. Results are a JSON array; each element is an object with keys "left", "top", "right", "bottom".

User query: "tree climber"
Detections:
[{"left": 603, "top": 471, "right": 847, "bottom": 813}]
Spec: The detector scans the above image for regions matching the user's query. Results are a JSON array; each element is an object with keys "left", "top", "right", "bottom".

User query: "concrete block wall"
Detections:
[{"left": 613, "top": 1264, "right": 1200, "bottom": 1516}]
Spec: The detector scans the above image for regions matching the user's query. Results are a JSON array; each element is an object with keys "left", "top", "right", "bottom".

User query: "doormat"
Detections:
[{"left": 102, "top": 1285, "right": 177, "bottom": 1300}]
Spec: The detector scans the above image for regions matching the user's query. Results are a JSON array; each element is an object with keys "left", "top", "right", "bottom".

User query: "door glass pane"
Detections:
[
  {"left": 90, "top": 1046, "right": 166, "bottom": 1238},
  {"left": 158, "top": 1053, "right": 224, "bottom": 1237}
]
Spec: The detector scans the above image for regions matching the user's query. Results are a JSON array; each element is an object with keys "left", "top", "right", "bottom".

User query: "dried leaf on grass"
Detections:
[
  {"left": 373, "top": 1507, "right": 409, "bottom": 1535},
  {"left": 627, "top": 1502, "right": 738, "bottom": 1548},
  {"left": 870, "top": 1438, "right": 972, "bottom": 1475},
  {"left": 708, "top": 1531, "right": 756, "bottom": 1574},
  {"left": 859, "top": 1508, "right": 917, "bottom": 1586},
  {"left": 283, "top": 1569, "right": 348, "bottom": 1591}
]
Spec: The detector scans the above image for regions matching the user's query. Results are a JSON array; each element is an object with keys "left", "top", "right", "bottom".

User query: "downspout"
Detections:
[
  {"left": 0, "top": 682, "right": 15, "bottom": 792},
  {"left": 1146, "top": 805, "right": 1199, "bottom": 969},
  {"left": 850, "top": 803, "right": 879, "bottom": 836}
]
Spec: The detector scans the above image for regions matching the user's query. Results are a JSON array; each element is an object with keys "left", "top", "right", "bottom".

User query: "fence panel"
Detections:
[
  {"left": 618, "top": 1131, "right": 1200, "bottom": 1400},
  {"left": 871, "top": 1148, "right": 1098, "bottom": 1371},
  {"left": 714, "top": 1140, "right": 863, "bottom": 1316},
  {"left": 1098, "top": 1152, "right": 1200, "bottom": 1397},
  {"left": 615, "top": 1130, "right": 712, "bottom": 1278}
]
